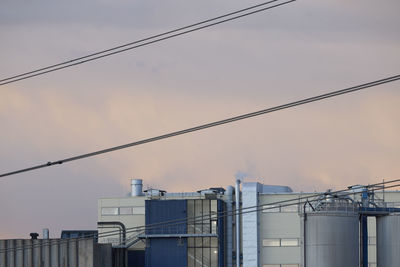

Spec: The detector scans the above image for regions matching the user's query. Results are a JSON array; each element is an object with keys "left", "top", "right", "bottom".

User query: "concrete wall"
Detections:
[{"left": 0, "top": 238, "right": 111, "bottom": 267}]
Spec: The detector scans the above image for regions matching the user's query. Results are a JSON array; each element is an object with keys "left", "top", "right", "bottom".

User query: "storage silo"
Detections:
[
  {"left": 376, "top": 213, "right": 400, "bottom": 267},
  {"left": 301, "top": 211, "right": 359, "bottom": 267}
]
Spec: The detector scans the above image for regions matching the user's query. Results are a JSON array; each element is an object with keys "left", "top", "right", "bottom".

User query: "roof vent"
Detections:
[{"left": 131, "top": 179, "right": 144, "bottom": 196}]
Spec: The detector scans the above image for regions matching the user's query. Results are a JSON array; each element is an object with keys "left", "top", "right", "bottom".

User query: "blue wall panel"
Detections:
[
  {"left": 145, "top": 200, "right": 187, "bottom": 235},
  {"left": 145, "top": 200, "right": 188, "bottom": 267},
  {"left": 146, "top": 238, "right": 187, "bottom": 267}
]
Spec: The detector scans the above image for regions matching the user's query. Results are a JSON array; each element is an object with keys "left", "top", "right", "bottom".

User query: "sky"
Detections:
[{"left": 0, "top": 0, "right": 399, "bottom": 238}]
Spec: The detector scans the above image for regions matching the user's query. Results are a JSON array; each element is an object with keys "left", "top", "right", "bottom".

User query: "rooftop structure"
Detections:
[{"left": 97, "top": 178, "right": 400, "bottom": 267}]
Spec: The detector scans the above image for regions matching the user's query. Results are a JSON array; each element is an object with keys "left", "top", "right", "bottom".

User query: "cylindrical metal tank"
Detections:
[
  {"left": 376, "top": 213, "right": 400, "bottom": 267},
  {"left": 301, "top": 212, "right": 359, "bottom": 267},
  {"left": 131, "top": 179, "right": 144, "bottom": 196}
]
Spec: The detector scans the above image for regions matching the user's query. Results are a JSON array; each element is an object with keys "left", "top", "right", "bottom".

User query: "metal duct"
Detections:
[
  {"left": 235, "top": 179, "right": 241, "bottom": 267},
  {"left": 225, "top": 186, "right": 234, "bottom": 267}
]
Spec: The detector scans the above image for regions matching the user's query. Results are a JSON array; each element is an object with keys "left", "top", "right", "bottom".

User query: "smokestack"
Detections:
[{"left": 131, "top": 179, "right": 144, "bottom": 196}]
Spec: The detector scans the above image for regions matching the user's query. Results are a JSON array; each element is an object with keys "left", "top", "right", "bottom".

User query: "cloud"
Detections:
[
  {"left": 1, "top": 79, "right": 400, "bottom": 238},
  {"left": 0, "top": 0, "right": 399, "bottom": 238}
]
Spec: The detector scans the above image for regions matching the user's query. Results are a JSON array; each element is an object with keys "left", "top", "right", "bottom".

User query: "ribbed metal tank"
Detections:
[
  {"left": 0, "top": 238, "right": 111, "bottom": 267},
  {"left": 301, "top": 212, "right": 359, "bottom": 267},
  {"left": 376, "top": 213, "right": 400, "bottom": 267}
]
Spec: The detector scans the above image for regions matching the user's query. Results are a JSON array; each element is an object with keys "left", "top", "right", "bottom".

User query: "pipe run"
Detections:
[
  {"left": 235, "top": 179, "right": 241, "bottom": 267},
  {"left": 225, "top": 186, "right": 234, "bottom": 267},
  {"left": 97, "top": 221, "right": 126, "bottom": 246}
]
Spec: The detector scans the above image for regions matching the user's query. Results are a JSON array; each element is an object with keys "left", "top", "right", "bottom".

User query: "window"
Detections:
[
  {"left": 263, "top": 265, "right": 299, "bottom": 267},
  {"left": 187, "top": 238, "right": 219, "bottom": 267},
  {"left": 187, "top": 199, "right": 220, "bottom": 267},
  {"left": 101, "top": 207, "right": 118, "bottom": 215},
  {"left": 263, "top": 239, "right": 280, "bottom": 247},
  {"left": 188, "top": 248, "right": 195, "bottom": 267},
  {"left": 211, "top": 220, "right": 217, "bottom": 234},
  {"left": 263, "top": 238, "right": 299, "bottom": 247},
  {"left": 188, "top": 236, "right": 218, "bottom": 266},
  {"left": 119, "top": 207, "right": 133, "bottom": 215},
  {"left": 101, "top": 206, "right": 144, "bottom": 215},
  {"left": 281, "top": 239, "right": 299, "bottom": 247}
]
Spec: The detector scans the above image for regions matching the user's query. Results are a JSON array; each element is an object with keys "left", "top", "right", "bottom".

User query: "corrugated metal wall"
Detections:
[
  {"left": 145, "top": 200, "right": 187, "bottom": 235},
  {"left": 145, "top": 200, "right": 188, "bottom": 267},
  {"left": 0, "top": 238, "right": 112, "bottom": 267}
]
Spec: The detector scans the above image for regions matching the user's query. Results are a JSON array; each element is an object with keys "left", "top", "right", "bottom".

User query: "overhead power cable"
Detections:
[
  {"left": 0, "top": 0, "right": 295, "bottom": 86},
  {"left": 0, "top": 74, "right": 399, "bottom": 178},
  {"left": 1, "top": 179, "right": 399, "bottom": 254}
]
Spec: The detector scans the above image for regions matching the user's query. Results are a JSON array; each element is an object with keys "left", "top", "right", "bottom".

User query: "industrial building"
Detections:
[
  {"left": 97, "top": 179, "right": 400, "bottom": 267},
  {"left": 2, "top": 178, "right": 399, "bottom": 267}
]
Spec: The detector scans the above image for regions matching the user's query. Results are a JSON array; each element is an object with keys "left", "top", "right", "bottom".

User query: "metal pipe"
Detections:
[
  {"left": 225, "top": 186, "right": 234, "bottom": 267},
  {"left": 97, "top": 221, "right": 126, "bottom": 246},
  {"left": 303, "top": 201, "right": 307, "bottom": 267},
  {"left": 235, "top": 179, "right": 241, "bottom": 267}
]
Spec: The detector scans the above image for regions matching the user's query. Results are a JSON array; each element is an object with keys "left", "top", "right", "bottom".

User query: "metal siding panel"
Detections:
[
  {"left": 242, "top": 183, "right": 259, "bottom": 267},
  {"left": 145, "top": 200, "right": 188, "bottom": 267},
  {"left": 145, "top": 200, "right": 187, "bottom": 234},
  {"left": 145, "top": 238, "right": 187, "bottom": 267}
]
